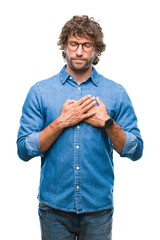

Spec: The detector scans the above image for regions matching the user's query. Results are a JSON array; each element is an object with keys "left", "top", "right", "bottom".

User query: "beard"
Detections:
[{"left": 65, "top": 50, "right": 95, "bottom": 73}]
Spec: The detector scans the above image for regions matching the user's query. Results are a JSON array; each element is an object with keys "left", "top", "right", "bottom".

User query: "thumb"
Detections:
[
  {"left": 66, "top": 99, "right": 74, "bottom": 105},
  {"left": 96, "top": 97, "right": 104, "bottom": 106}
]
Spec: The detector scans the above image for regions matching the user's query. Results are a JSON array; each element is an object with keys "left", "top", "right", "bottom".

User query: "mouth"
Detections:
[{"left": 73, "top": 58, "right": 86, "bottom": 63}]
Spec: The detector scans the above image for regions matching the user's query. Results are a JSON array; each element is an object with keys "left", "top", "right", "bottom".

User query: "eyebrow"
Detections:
[{"left": 68, "top": 41, "right": 94, "bottom": 44}]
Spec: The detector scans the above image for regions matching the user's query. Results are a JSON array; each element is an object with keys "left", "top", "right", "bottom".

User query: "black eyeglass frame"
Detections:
[{"left": 67, "top": 41, "right": 95, "bottom": 52}]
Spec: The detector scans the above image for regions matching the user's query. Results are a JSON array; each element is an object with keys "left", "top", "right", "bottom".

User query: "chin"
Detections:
[
  {"left": 71, "top": 62, "right": 91, "bottom": 72},
  {"left": 72, "top": 66, "right": 90, "bottom": 73}
]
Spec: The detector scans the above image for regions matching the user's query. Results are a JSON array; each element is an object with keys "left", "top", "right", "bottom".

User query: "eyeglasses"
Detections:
[{"left": 67, "top": 41, "right": 95, "bottom": 52}]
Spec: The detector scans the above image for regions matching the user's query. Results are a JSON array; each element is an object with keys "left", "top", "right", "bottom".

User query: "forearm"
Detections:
[
  {"left": 40, "top": 117, "right": 65, "bottom": 153},
  {"left": 106, "top": 120, "right": 126, "bottom": 153},
  {"left": 85, "top": 96, "right": 143, "bottom": 159}
]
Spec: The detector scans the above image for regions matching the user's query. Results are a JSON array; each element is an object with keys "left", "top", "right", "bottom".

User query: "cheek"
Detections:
[
  {"left": 65, "top": 49, "right": 72, "bottom": 60},
  {"left": 83, "top": 52, "right": 95, "bottom": 60},
  {"left": 66, "top": 49, "right": 76, "bottom": 58},
  {"left": 90, "top": 52, "right": 96, "bottom": 60}
]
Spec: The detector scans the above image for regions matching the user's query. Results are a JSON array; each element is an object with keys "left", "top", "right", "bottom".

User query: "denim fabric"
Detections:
[
  {"left": 38, "top": 203, "right": 113, "bottom": 240},
  {"left": 17, "top": 65, "right": 143, "bottom": 214}
]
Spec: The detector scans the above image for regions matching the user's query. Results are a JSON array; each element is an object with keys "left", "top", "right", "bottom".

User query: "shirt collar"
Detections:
[{"left": 59, "top": 65, "right": 100, "bottom": 86}]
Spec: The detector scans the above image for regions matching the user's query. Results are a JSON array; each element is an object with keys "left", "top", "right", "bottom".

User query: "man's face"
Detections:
[{"left": 65, "top": 35, "right": 96, "bottom": 73}]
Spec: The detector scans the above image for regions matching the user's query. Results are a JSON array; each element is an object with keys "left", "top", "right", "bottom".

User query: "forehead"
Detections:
[{"left": 68, "top": 35, "right": 94, "bottom": 43}]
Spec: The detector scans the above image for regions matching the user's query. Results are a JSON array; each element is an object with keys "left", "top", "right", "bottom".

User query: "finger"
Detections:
[
  {"left": 81, "top": 100, "right": 96, "bottom": 113},
  {"left": 68, "top": 100, "right": 75, "bottom": 105},
  {"left": 96, "top": 97, "right": 104, "bottom": 106},
  {"left": 80, "top": 96, "right": 96, "bottom": 109},
  {"left": 82, "top": 111, "right": 96, "bottom": 120},
  {"left": 65, "top": 99, "right": 75, "bottom": 105},
  {"left": 77, "top": 95, "right": 92, "bottom": 105}
]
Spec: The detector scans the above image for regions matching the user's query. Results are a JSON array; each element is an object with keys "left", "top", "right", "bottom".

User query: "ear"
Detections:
[{"left": 64, "top": 47, "right": 67, "bottom": 54}]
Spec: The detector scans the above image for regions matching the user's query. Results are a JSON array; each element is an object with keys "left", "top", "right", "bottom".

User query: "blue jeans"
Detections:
[{"left": 38, "top": 203, "right": 113, "bottom": 240}]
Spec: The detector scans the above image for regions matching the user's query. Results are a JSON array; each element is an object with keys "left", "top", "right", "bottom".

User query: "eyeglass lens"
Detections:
[{"left": 67, "top": 41, "right": 94, "bottom": 52}]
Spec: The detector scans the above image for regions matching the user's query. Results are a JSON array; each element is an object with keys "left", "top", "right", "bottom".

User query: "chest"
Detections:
[{"left": 41, "top": 81, "right": 117, "bottom": 126}]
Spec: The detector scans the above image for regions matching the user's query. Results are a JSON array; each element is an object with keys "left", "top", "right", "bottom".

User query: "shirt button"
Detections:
[
  {"left": 78, "top": 87, "right": 81, "bottom": 90},
  {"left": 76, "top": 146, "right": 79, "bottom": 149},
  {"left": 70, "top": 76, "right": 72, "bottom": 79},
  {"left": 77, "top": 125, "right": 80, "bottom": 129},
  {"left": 76, "top": 166, "right": 80, "bottom": 170},
  {"left": 77, "top": 186, "right": 80, "bottom": 190}
]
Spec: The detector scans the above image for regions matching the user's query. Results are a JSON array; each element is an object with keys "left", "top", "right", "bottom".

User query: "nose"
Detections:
[{"left": 75, "top": 44, "right": 84, "bottom": 56}]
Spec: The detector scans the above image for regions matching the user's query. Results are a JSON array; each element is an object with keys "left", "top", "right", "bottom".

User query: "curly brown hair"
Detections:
[{"left": 57, "top": 15, "right": 106, "bottom": 65}]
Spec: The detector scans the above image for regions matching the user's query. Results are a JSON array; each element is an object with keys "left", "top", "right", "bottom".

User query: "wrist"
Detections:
[
  {"left": 51, "top": 117, "right": 66, "bottom": 131},
  {"left": 103, "top": 117, "right": 114, "bottom": 129},
  {"left": 101, "top": 114, "right": 110, "bottom": 126}
]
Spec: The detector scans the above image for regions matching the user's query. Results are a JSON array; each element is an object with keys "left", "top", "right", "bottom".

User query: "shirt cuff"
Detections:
[
  {"left": 25, "top": 132, "right": 44, "bottom": 157},
  {"left": 120, "top": 132, "right": 138, "bottom": 158}
]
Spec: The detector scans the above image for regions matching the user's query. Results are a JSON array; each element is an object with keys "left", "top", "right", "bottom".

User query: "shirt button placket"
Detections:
[{"left": 74, "top": 84, "right": 82, "bottom": 213}]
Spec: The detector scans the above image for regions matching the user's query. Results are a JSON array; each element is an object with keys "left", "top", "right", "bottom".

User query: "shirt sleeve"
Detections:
[
  {"left": 114, "top": 86, "right": 143, "bottom": 161},
  {"left": 17, "top": 84, "right": 45, "bottom": 161}
]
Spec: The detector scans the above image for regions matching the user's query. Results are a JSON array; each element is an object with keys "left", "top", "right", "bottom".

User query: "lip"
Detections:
[{"left": 74, "top": 59, "right": 85, "bottom": 62}]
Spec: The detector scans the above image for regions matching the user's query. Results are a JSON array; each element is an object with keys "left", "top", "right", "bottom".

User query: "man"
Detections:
[{"left": 17, "top": 15, "right": 143, "bottom": 240}]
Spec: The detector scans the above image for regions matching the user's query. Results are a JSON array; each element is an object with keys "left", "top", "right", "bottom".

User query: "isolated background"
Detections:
[{"left": 1, "top": 0, "right": 160, "bottom": 239}]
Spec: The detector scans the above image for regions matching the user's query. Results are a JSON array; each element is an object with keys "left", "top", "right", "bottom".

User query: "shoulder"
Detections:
[
  {"left": 99, "top": 75, "right": 133, "bottom": 109},
  {"left": 27, "top": 73, "right": 60, "bottom": 98},
  {"left": 94, "top": 70, "right": 130, "bottom": 111},
  {"left": 97, "top": 72, "right": 125, "bottom": 95},
  {"left": 35, "top": 74, "right": 59, "bottom": 89},
  {"left": 32, "top": 66, "right": 67, "bottom": 93}
]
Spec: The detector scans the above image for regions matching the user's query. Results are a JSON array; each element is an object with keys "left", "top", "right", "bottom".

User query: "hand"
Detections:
[
  {"left": 84, "top": 97, "right": 110, "bottom": 127},
  {"left": 58, "top": 95, "right": 96, "bottom": 128}
]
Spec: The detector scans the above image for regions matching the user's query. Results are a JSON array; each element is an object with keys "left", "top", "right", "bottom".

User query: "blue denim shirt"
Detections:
[{"left": 17, "top": 65, "right": 143, "bottom": 214}]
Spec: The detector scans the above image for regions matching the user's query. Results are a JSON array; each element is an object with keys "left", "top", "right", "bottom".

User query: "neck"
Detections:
[{"left": 65, "top": 65, "right": 93, "bottom": 84}]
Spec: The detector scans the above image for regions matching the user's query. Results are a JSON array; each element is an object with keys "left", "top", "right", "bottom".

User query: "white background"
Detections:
[{"left": 0, "top": 0, "right": 160, "bottom": 239}]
